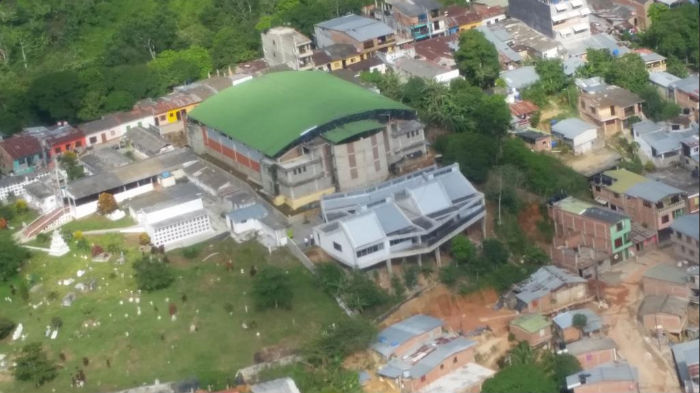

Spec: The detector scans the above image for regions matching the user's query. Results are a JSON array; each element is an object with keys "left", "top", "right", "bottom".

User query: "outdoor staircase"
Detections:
[{"left": 18, "top": 206, "right": 71, "bottom": 242}]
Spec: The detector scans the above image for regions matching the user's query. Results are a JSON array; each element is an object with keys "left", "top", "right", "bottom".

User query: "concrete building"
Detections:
[
  {"left": 577, "top": 77, "right": 644, "bottom": 137},
  {"left": 0, "top": 134, "right": 44, "bottom": 175},
  {"left": 419, "top": 362, "right": 494, "bottom": 393},
  {"left": 23, "top": 180, "right": 59, "bottom": 215},
  {"left": 632, "top": 120, "right": 698, "bottom": 168},
  {"left": 261, "top": 27, "right": 314, "bottom": 71},
  {"left": 373, "top": 0, "right": 448, "bottom": 42},
  {"left": 566, "top": 337, "right": 619, "bottom": 370},
  {"left": 551, "top": 118, "right": 598, "bottom": 155},
  {"left": 80, "top": 149, "right": 133, "bottom": 175},
  {"left": 680, "top": 135, "right": 699, "bottom": 173},
  {"left": 508, "top": 0, "right": 592, "bottom": 42},
  {"left": 392, "top": 56, "right": 461, "bottom": 84},
  {"left": 671, "top": 339, "right": 699, "bottom": 393},
  {"left": 635, "top": 48, "right": 667, "bottom": 72},
  {"left": 127, "top": 183, "right": 213, "bottom": 249},
  {"left": 643, "top": 263, "right": 698, "bottom": 302},
  {"left": 566, "top": 362, "right": 639, "bottom": 393},
  {"left": 312, "top": 43, "right": 364, "bottom": 71},
  {"left": 0, "top": 173, "right": 48, "bottom": 201},
  {"left": 23, "top": 123, "right": 86, "bottom": 161},
  {"left": 226, "top": 203, "right": 288, "bottom": 248},
  {"left": 638, "top": 294, "right": 689, "bottom": 335},
  {"left": 64, "top": 149, "right": 197, "bottom": 218},
  {"left": 508, "top": 265, "right": 590, "bottom": 314},
  {"left": 314, "top": 15, "right": 396, "bottom": 58},
  {"left": 509, "top": 313, "right": 552, "bottom": 347},
  {"left": 313, "top": 164, "right": 485, "bottom": 270},
  {"left": 515, "top": 129, "right": 552, "bottom": 152},
  {"left": 372, "top": 314, "right": 444, "bottom": 359},
  {"left": 591, "top": 168, "right": 688, "bottom": 240},
  {"left": 377, "top": 336, "right": 477, "bottom": 392},
  {"left": 125, "top": 126, "right": 173, "bottom": 159},
  {"left": 78, "top": 109, "right": 155, "bottom": 148},
  {"left": 187, "top": 71, "right": 426, "bottom": 211},
  {"left": 500, "top": 66, "right": 540, "bottom": 90},
  {"left": 552, "top": 308, "right": 603, "bottom": 343},
  {"left": 649, "top": 71, "right": 681, "bottom": 100},
  {"left": 549, "top": 196, "right": 633, "bottom": 276},
  {"left": 672, "top": 75, "right": 699, "bottom": 122},
  {"left": 671, "top": 214, "right": 699, "bottom": 264}
]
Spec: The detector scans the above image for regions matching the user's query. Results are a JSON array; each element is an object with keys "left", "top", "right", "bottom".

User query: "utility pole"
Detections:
[{"left": 497, "top": 169, "right": 502, "bottom": 226}]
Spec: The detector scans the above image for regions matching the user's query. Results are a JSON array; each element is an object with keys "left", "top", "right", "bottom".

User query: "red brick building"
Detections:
[
  {"left": 642, "top": 264, "right": 694, "bottom": 300},
  {"left": 509, "top": 313, "right": 552, "bottom": 347},
  {"left": 566, "top": 362, "right": 639, "bottom": 393},
  {"left": 567, "top": 337, "right": 618, "bottom": 370},
  {"left": 638, "top": 294, "right": 689, "bottom": 335}
]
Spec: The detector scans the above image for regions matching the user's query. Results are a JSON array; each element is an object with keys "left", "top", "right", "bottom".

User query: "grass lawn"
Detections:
[
  {"left": 61, "top": 214, "right": 136, "bottom": 233},
  {"left": 0, "top": 233, "right": 346, "bottom": 392}
]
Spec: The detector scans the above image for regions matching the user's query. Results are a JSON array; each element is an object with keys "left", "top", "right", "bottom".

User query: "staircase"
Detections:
[{"left": 18, "top": 206, "right": 71, "bottom": 242}]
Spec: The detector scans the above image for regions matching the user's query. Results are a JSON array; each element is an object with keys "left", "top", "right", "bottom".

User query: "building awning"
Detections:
[{"left": 573, "top": 23, "right": 589, "bottom": 32}]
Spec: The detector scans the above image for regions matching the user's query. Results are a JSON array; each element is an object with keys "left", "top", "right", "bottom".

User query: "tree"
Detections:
[
  {"left": 316, "top": 262, "right": 346, "bottom": 296},
  {"left": 545, "top": 352, "right": 582, "bottom": 391},
  {"left": 58, "top": 151, "right": 85, "bottom": 181},
  {"left": 482, "top": 363, "right": 557, "bottom": 393},
  {"left": 640, "top": 4, "right": 699, "bottom": 70},
  {"left": 508, "top": 341, "right": 535, "bottom": 366},
  {"left": 305, "top": 318, "right": 376, "bottom": 367},
  {"left": 138, "top": 232, "right": 151, "bottom": 246},
  {"left": 572, "top": 313, "right": 588, "bottom": 332},
  {"left": 97, "top": 192, "right": 118, "bottom": 215},
  {"left": 105, "top": 8, "right": 179, "bottom": 65},
  {"left": 13, "top": 343, "right": 57, "bottom": 387},
  {"left": 455, "top": 29, "right": 500, "bottom": 89},
  {"left": 434, "top": 132, "right": 499, "bottom": 183},
  {"left": 390, "top": 275, "right": 405, "bottom": 297},
  {"left": 535, "top": 59, "right": 568, "bottom": 95},
  {"left": 210, "top": 26, "right": 260, "bottom": 69},
  {"left": 27, "top": 70, "right": 84, "bottom": 123},
  {"left": 606, "top": 54, "right": 649, "bottom": 93},
  {"left": 148, "top": 46, "right": 213, "bottom": 90},
  {"left": 132, "top": 257, "right": 174, "bottom": 291},
  {"left": 638, "top": 85, "right": 681, "bottom": 121},
  {"left": 451, "top": 234, "right": 476, "bottom": 264},
  {"left": 0, "top": 236, "right": 30, "bottom": 281},
  {"left": 0, "top": 317, "right": 16, "bottom": 339},
  {"left": 666, "top": 56, "right": 689, "bottom": 78},
  {"left": 482, "top": 239, "right": 509, "bottom": 264},
  {"left": 252, "top": 266, "right": 293, "bottom": 310},
  {"left": 403, "top": 265, "right": 419, "bottom": 290},
  {"left": 341, "top": 271, "right": 389, "bottom": 313}
]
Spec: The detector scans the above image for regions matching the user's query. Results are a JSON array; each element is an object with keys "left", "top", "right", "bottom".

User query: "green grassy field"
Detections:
[
  {"left": 60, "top": 214, "right": 136, "bottom": 234},
  {"left": 0, "top": 230, "right": 345, "bottom": 392}
]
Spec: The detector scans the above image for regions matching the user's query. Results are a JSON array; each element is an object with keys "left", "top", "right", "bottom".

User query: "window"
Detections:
[
  {"left": 159, "top": 115, "right": 166, "bottom": 121},
  {"left": 374, "top": 161, "right": 381, "bottom": 172},
  {"left": 690, "top": 250, "right": 695, "bottom": 257},
  {"left": 614, "top": 238, "right": 623, "bottom": 248},
  {"left": 453, "top": 356, "right": 458, "bottom": 363},
  {"left": 595, "top": 186, "right": 601, "bottom": 192},
  {"left": 89, "top": 136, "right": 97, "bottom": 144},
  {"left": 440, "top": 364, "right": 444, "bottom": 370},
  {"left": 661, "top": 215, "right": 669, "bottom": 224},
  {"left": 54, "top": 147, "right": 61, "bottom": 154},
  {"left": 610, "top": 105, "right": 616, "bottom": 116},
  {"left": 356, "top": 243, "right": 383, "bottom": 257},
  {"left": 616, "top": 222, "right": 623, "bottom": 231},
  {"left": 643, "top": 201, "right": 652, "bottom": 208},
  {"left": 613, "top": 192, "right": 620, "bottom": 198},
  {"left": 656, "top": 201, "right": 664, "bottom": 209},
  {"left": 75, "top": 141, "right": 82, "bottom": 147},
  {"left": 65, "top": 144, "right": 71, "bottom": 150},
  {"left": 333, "top": 242, "right": 342, "bottom": 252},
  {"left": 671, "top": 196, "right": 680, "bottom": 204}
]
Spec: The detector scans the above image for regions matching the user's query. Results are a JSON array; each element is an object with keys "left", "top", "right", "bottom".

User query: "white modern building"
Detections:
[
  {"left": 226, "top": 202, "right": 288, "bottom": 248},
  {"left": 509, "top": 0, "right": 591, "bottom": 43},
  {"left": 313, "top": 164, "right": 485, "bottom": 270},
  {"left": 551, "top": 117, "right": 598, "bottom": 155},
  {"left": 23, "top": 180, "right": 59, "bottom": 214},
  {"left": 127, "top": 183, "right": 213, "bottom": 248}
]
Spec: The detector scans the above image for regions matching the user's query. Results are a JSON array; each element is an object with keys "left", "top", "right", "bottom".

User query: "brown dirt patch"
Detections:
[
  {"left": 382, "top": 285, "right": 517, "bottom": 335},
  {"left": 306, "top": 247, "right": 331, "bottom": 263}
]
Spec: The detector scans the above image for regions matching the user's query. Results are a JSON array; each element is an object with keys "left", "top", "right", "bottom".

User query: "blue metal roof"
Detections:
[
  {"left": 372, "top": 314, "right": 443, "bottom": 358},
  {"left": 672, "top": 339, "right": 699, "bottom": 391},
  {"left": 625, "top": 180, "right": 683, "bottom": 203},
  {"left": 566, "top": 362, "right": 638, "bottom": 389},
  {"left": 671, "top": 214, "right": 699, "bottom": 241},
  {"left": 228, "top": 203, "right": 267, "bottom": 223},
  {"left": 378, "top": 336, "right": 476, "bottom": 379},
  {"left": 552, "top": 308, "right": 603, "bottom": 333}
]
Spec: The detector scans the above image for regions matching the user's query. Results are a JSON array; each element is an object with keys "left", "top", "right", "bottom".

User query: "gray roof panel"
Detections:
[
  {"left": 372, "top": 314, "right": 443, "bottom": 358},
  {"left": 316, "top": 14, "right": 394, "bottom": 42},
  {"left": 671, "top": 214, "right": 699, "bottom": 241},
  {"left": 551, "top": 118, "right": 596, "bottom": 139},
  {"left": 625, "top": 180, "right": 683, "bottom": 203}
]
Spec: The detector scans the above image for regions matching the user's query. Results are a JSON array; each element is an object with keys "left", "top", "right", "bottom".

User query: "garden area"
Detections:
[{"left": 0, "top": 226, "right": 347, "bottom": 392}]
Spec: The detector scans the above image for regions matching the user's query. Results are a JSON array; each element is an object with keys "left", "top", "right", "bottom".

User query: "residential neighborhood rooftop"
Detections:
[
  {"left": 671, "top": 214, "right": 699, "bottom": 241},
  {"left": 372, "top": 314, "right": 443, "bottom": 358},
  {"left": 250, "top": 377, "right": 301, "bottom": 393},
  {"left": 566, "top": 362, "right": 638, "bottom": 389},
  {"left": 127, "top": 126, "right": 171, "bottom": 157},
  {"left": 566, "top": 336, "right": 617, "bottom": 355},
  {"left": 671, "top": 339, "right": 699, "bottom": 393},
  {"left": 638, "top": 294, "right": 689, "bottom": 317},
  {"left": 510, "top": 313, "right": 549, "bottom": 333},
  {"left": 315, "top": 14, "right": 394, "bottom": 42},
  {"left": 500, "top": 66, "right": 539, "bottom": 90},
  {"left": 128, "top": 183, "right": 204, "bottom": 214},
  {"left": 0, "top": 134, "right": 42, "bottom": 159},
  {"left": 514, "top": 265, "right": 586, "bottom": 304},
  {"left": 552, "top": 308, "right": 603, "bottom": 333},
  {"left": 644, "top": 264, "right": 693, "bottom": 285},
  {"left": 378, "top": 336, "right": 477, "bottom": 379},
  {"left": 649, "top": 71, "right": 681, "bottom": 88},
  {"left": 625, "top": 179, "right": 684, "bottom": 203},
  {"left": 551, "top": 118, "right": 596, "bottom": 140}
]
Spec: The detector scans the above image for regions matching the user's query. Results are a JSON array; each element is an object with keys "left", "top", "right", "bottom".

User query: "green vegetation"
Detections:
[
  {"left": 572, "top": 313, "right": 588, "bottom": 332},
  {"left": 455, "top": 29, "right": 500, "bottom": 89},
  {"left": 97, "top": 193, "right": 118, "bottom": 215},
  {"left": 315, "top": 263, "right": 391, "bottom": 315},
  {"left": 60, "top": 214, "right": 135, "bottom": 233},
  {"left": 0, "top": 234, "right": 346, "bottom": 392},
  {"left": 482, "top": 363, "right": 557, "bottom": 393},
  {"left": 252, "top": 266, "right": 294, "bottom": 310},
  {"left": 0, "top": 235, "right": 31, "bottom": 281},
  {"left": 0, "top": 317, "right": 16, "bottom": 339},
  {"left": 639, "top": 4, "right": 699, "bottom": 71},
  {"left": 132, "top": 256, "right": 175, "bottom": 292},
  {"left": 12, "top": 343, "right": 58, "bottom": 387}
]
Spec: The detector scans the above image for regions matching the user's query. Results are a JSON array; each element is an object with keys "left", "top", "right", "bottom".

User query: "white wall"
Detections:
[
  {"left": 434, "top": 69, "right": 461, "bottom": 84},
  {"left": 572, "top": 128, "right": 597, "bottom": 155},
  {"left": 141, "top": 199, "right": 203, "bottom": 225},
  {"left": 315, "top": 227, "right": 358, "bottom": 267},
  {"left": 84, "top": 115, "right": 155, "bottom": 147},
  {"left": 72, "top": 182, "right": 155, "bottom": 219}
]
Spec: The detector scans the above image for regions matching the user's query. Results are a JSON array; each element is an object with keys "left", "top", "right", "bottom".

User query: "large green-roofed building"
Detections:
[{"left": 187, "top": 71, "right": 427, "bottom": 210}]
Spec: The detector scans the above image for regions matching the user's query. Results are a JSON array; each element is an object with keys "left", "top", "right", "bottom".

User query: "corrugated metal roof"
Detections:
[
  {"left": 649, "top": 71, "right": 680, "bottom": 88},
  {"left": 566, "top": 337, "right": 617, "bottom": 355},
  {"left": 638, "top": 294, "right": 688, "bottom": 317},
  {"left": 671, "top": 339, "right": 699, "bottom": 390},
  {"left": 340, "top": 212, "right": 386, "bottom": 248},
  {"left": 378, "top": 337, "right": 476, "bottom": 379},
  {"left": 566, "top": 362, "right": 637, "bottom": 388},
  {"left": 551, "top": 118, "right": 596, "bottom": 140},
  {"left": 625, "top": 180, "right": 683, "bottom": 202},
  {"left": 602, "top": 169, "right": 647, "bottom": 194},
  {"left": 500, "top": 66, "right": 540, "bottom": 90},
  {"left": 251, "top": 377, "right": 301, "bottom": 393},
  {"left": 372, "top": 314, "right": 443, "bottom": 358},
  {"left": 552, "top": 308, "right": 602, "bottom": 332},
  {"left": 316, "top": 14, "right": 394, "bottom": 42},
  {"left": 671, "top": 214, "right": 699, "bottom": 241},
  {"left": 581, "top": 207, "right": 627, "bottom": 224},
  {"left": 515, "top": 266, "right": 586, "bottom": 304},
  {"left": 228, "top": 203, "right": 267, "bottom": 223},
  {"left": 644, "top": 264, "right": 691, "bottom": 285}
]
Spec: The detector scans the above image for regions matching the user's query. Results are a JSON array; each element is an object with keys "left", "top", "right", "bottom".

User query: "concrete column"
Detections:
[
  {"left": 481, "top": 217, "right": 487, "bottom": 239},
  {"left": 417, "top": 254, "right": 423, "bottom": 267},
  {"left": 386, "top": 259, "right": 392, "bottom": 275},
  {"left": 435, "top": 248, "right": 441, "bottom": 266}
]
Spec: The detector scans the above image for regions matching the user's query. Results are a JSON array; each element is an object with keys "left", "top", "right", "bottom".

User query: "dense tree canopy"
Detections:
[
  {"left": 132, "top": 257, "right": 175, "bottom": 292},
  {"left": 252, "top": 266, "right": 294, "bottom": 310},
  {"left": 455, "top": 29, "right": 500, "bottom": 89},
  {"left": 482, "top": 363, "right": 557, "bottom": 393},
  {"left": 0, "top": 235, "right": 31, "bottom": 281},
  {"left": 640, "top": 4, "right": 699, "bottom": 70},
  {"left": 13, "top": 343, "right": 58, "bottom": 387}
]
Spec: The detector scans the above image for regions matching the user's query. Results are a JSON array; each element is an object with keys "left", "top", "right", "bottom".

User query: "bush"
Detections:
[
  {"left": 252, "top": 266, "right": 293, "bottom": 310},
  {"left": 439, "top": 264, "right": 460, "bottom": 287},
  {"left": 644, "top": 161, "right": 656, "bottom": 173},
  {"left": 316, "top": 262, "right": 346, "bottom": 296},
  {"left": 391, "top": 275, "right": 405, "bottom": 298},
  {"left": 14, "top": 199, "right": 28, "bottom": 213},
  {"left": 0, "top": 317, "right": 16, "bottom": 339},
  {"left": 13, "top": 343, "right": 57, "bottom": 386},
  {"left": 35, "top": 233, "right": 49, "bottom": 245},
  {"left": 182, "top": 245, "right": 201, "bottom": 259},
  {"left": 403, "top": 265, "right": 419, "bottom": 290},
  {"left": 133, "top": 257, "right": 174, "bottom": 291},
  {"left": 50, "top": 317, "right": 63, "bottom": 329},
  {"left": 97, "top": 192, "right": 118, "bottom": 215},
  {"left": 482, "top": 239, "right": 510, "bottom": 264},
  {"left": 341, "top": 271, "right": 389, "bottom": 313},
  {"left": 0, "top": 236, "right": 31, "bottom": 281},
  {"left": 305, "top": 318, "right": 377, "bottom": 366},
  {"left": 138, "top": 232, "right": 151, "bottom": 246}
]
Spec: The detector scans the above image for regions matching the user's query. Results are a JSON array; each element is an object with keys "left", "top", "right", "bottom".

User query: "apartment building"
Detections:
[
  {"left": 508, "top": 0, "right": 592, "bottom": 43},
  {"left": 671, "top": 214, "right": 699, "bottom": 264},
  {"left": 261, "top": 27, "right": 314, "bottom": 70},
  {"left": 314, "top": 14, "right": 396, "bottom": 58},
  {"left": 577, "top": 77, "right": 644, "bottom": 137}
]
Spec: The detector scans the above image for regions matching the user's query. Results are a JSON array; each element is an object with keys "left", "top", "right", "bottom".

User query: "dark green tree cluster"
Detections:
[
  {"left": 13, "top": 343, "right": 58, "bottom": 387},
  {"left": 0, "top": 235, "right": 31, "bottom": 281},
  {"left": 252, "top": 266, "right": 294, "bottom": 310},
  {"left": 639, "top": 4, "right": 699, "bottom": 71},
  {"left": 132, "top": 256, "right": 175, "bottom": 292},
  {"left": 455, "top": 29, "right": 501, "bottom": 89},
  {"left": 58, "top": 151, "right": 85, "bottom": 181},
  {"left": 0, "top": 317, "right": 16, "bottom": 339},
  {"left": 316, "top": 263, "right": 390, "bottom": 314}
]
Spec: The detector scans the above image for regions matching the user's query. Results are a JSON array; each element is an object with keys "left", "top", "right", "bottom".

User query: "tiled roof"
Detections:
[{"left": 0, "top": 134, "right": 42, "bottom": 159}]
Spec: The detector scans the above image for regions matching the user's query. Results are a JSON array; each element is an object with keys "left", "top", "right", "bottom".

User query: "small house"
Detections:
[
  {"left": 643, "top": 264, "right": 694, "bottom": 300},
  {"left": 566, "top": 362, "right": 639, "bottom": 393},
  {"left": 509, "top": 313, "right": 552, "bottom": 347},
  {"left": 670, "top": 339, "right": 699, "bottom": 393},
  {"left": 500, "top": 66, "right": 540, "bottom": 91},
  {"left": 566, "top": 337, "right": 618, "bottom": 370},
  {"left": 23, "top": 180, "right": 59, "bottom": 214},
  {"left": 0, "top": 134, "right": 43, "bottom": 175},
  {"left": 551, "top": 118, "right": 598, "bottom": 155},
  {"left": 372, "top": 314, "right": 443, "bottom": 359},
  {"left": 552, "top": 308, "right": 603, "bottom": 343},
  {"left": 510, "top": 100, "right": 540, "bottom": 129},
  {"left": 226, "top": 203, "right": 288, "bottom": 248},
  {"left": 638, "top": 294, "right": 688, "bottom": 335},
  {"left": 515, "top": 129, "right": 551, "bottom": 152},
  {"left": 510, "top": 265, "right": 589, "bottom": 314},
  {"left": 670, "top": 214, "right": 699, "bottom": 265}
]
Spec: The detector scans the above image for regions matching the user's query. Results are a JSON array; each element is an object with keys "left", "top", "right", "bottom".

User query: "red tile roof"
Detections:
[
  {"left": 0, "top": 134, "right": 42, "bottom": 159},
  {"left": 414, "top": 35, "right": 458, "bottom": 63},
  {"left": 509, "top": 100, "right": 540, "bottom": 116}
]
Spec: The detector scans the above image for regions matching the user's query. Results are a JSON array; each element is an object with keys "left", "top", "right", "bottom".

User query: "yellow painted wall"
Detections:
[
  {"left": 273, "top": 186, "right": 336, "bottom": 210},
  {"left": 165, "top": 103, "right": 198, "bottom": 124},
  {"left": 459, "top": 22, "right": 480, "bottom": 32},
  {"left": 330, "top": 61, "right": 344, "bottom": 71}
]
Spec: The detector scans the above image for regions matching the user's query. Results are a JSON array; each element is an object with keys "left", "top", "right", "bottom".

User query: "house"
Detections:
[
  {"left": 420, "top": 362, "right": 494, "bottom": 393},
  {"left": 562, "top": 32, "right": 630, "bottom": 60},
  {"left": 551, "top": 118, "right": 598, "bottom": 155},
  {"left": 126, "top": 126, "right": 173, "bottom": 159},
  {"left": 476, "top": 25, "right": 522, "bottom": 67},
  {"left": 182, "top": 160, "right": 240, "bottom": 200},
  {"left": 377, "top": 336, "right": 477, "bottom": 392},
  {"left": 637, "top": 294, "right": 688, "bottom": 335},
  {"left": 510, "top": 100, "right": 540, "bottom": 129},
  {"left": 671, "top": 214, "right": 699, "bottom": 264},
  {"left": 509, "top": 265, "right": 590, "bottom": 313},
  {"left": 261, "top": 27, "right": 314, "bottom": 71},
  {"left": 497, "top": 18, "right": 561, "bottom": 59},
  {"left": 64, "top": 149, "right": 198, "bottom": 218},
  {"left": 611, "top": 0, "right": 653, "bottom": 31},
  {"left": 500, "top": 66, "right": 540, "bottom": 91},
  {"left": 671, "top": 339, "right": 699, "bottom": 393},
  {"left": 373, "top": 0, "right": 448, "bottom": 42},
  {"left": 591, "top": 168, "right": 687, "bottom": 239},
  {"left": 24, "top": 123, "right": 86, "bottom": 160},
  {"left": 632, "top": 120, "right": 698, "bottom": 168},
  {"left": 372, "top": 314, "right": 444, "bottom": 359},
  {"left": 643, "top": 263, "right": 695, "bottom": 300},
  {"left": 672, "top": 75, "right": 699, "bottom": 122},
  {"left": 188, "top": 71, "right": 427, "bottom": 211},
  {"left": 314, "top": 15, "right": 396, "bottom": 58},
  {"left": 509, "top": 313, "right": 552, "bottom": 347},
  {"left": 566, "top": 362, "right": 639, "bottom": 393},
  {"left": 250, "top": 377, "right": 301, "bottom": 393},
  {"left": 0, "top": 134, "right": 44, "bottom": 175},
  {"left": 80, "top": 149, "right": 133, "bottom": 175},
  {"left": 472, "top": 3, "right": 507, "bottom": 26},
  {"left": 392, "top": 56, "right": 460, "bottom": 83},
  {"left": 649, "top": 71, "right": 681, "bottom": 99},
  {"left": 552, "top": 308, "right": 603, "bottom": 343},
  {"left": 548, "top": 197, "right": 633, "bottom": 276},
  {"left": 680, "top": 135, "right": 699, "bottom": 173},
  {"left": 566, "top": 337, "right": 619, "bottom": 370},
  {"left": 313, "top": 164, "right": 486, "bottom": 270},
  {"left": 22, "top": 180, "right": 59, "bottom": 214},
  {"left": 577, "top": 77, "right": 645, "bottom": 136},
  {"left": 515, "top": 129, "right": 551, "bottom": 152},
  {"left": 127, "top": 183, "right": 213, "bottom": 250},
  {"left": 312, "top": 43, "right": 364, "bottom": 71},
  {"left": 634, "top": 48, "right": 667, "bottom": 72},
  {"left": 0, "top": 173, "right": 47, "bottom": 201},
  {"left": 413, "top": 35, "right": 459, "bottom": 69},
  {"left": 508, "top": 0, "right": 592, "bottom": 42},
  {"left": 226, "top": 203, "right": 288, "bottom": 248},
  {"left": 78, "top": 109, "right": 154, "bottom": 148},
  {"left": 445, "top": 5, "right": 483, "bottom": 32}
]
